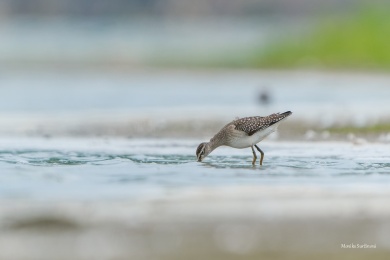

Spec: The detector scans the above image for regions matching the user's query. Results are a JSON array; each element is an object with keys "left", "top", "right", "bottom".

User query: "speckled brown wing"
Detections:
[{"left": 233, "top": 111, "right": 292, "bottom": 136}]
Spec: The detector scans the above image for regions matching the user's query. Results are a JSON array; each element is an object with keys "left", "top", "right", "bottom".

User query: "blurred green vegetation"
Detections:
[
  {"left": 252, "top": 7, "right": 390, "bottom": 69},
  {"left": 328, "top": 123, "right": 390, "bottom": 134}
]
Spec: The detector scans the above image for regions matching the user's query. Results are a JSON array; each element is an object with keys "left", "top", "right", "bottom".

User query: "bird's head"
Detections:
[{"left": 196, "top": 142, "right": 212, "bottom": 162}]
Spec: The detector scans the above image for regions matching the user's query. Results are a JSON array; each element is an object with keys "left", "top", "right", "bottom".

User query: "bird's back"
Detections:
[
  {"left": 233, "top": 111, "right": 291, "bottom": 136},
  {"left": 210, "top": 111, "right": 292, "bottom": 148}
]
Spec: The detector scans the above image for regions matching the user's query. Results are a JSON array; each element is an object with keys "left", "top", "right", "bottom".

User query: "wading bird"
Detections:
[{"left": 196, "top": 111, "right": 292, "bottom": 165}]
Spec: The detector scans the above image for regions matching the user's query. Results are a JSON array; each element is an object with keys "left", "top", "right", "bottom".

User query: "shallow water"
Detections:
[
  {"left": 1, "top": 137, "right": 389, "bottom": 200},
  {"left": 1, "top": 137, "right": 390, "bottom": 260}
]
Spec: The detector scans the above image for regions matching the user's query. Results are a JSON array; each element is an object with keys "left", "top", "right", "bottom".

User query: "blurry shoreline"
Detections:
[
  {"left": 1, "top": 68, "right": 389, "bottom": 142},
  {"left": 1, "top": 112, "right": 389, "bottom": 143}
]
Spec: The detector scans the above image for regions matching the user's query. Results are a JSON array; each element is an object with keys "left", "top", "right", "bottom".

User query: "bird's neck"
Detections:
[
  {"left": 208, "top": 139, "right": 222, "bottom": 152},
  {"left": 209, "top": 130, "right": 226, "bottom": 149}
]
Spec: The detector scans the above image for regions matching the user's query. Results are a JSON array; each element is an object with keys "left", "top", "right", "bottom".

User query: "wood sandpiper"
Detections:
[{"left": 196, "top": 111, "right": 292, "bottom": 165}]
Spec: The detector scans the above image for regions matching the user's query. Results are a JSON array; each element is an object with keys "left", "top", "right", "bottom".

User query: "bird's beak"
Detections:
[{"left": 197, "top": 158, "right": 202, "bottom": 162}]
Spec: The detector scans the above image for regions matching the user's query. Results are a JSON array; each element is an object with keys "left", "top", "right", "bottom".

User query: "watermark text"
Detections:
[{"left": 341, "top": 243, "right": 376, "bottom": 249}]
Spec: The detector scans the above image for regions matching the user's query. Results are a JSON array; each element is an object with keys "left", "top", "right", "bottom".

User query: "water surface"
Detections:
[{"left": 1, "top": 138, "right": 389, "bottom": 200}]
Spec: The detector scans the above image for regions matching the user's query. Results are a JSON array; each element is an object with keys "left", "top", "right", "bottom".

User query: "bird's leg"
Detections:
[
  {"left": 251, "top": 146, "right": 257, "bottom": 166},
  {"left": 255, "top": 145, "right": 264, "bottom": 166}
]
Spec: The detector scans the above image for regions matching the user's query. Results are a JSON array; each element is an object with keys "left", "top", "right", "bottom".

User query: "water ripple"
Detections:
[
  {"left": 0, "top": 150, "right": 113, "bottom": 166},
  {"left": 0, "top": 149, "right": 389, "bottom": 177}
]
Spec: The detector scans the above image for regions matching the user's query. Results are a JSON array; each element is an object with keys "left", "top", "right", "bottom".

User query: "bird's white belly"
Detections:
[{"left": 229, "top": 123, "right": 280, "bottom": 149}]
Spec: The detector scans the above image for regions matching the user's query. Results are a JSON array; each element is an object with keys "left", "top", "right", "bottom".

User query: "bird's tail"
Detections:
[
  {"left": 281, "top": 111, "right": 292, "bottom": 117},
  {"left": 268, "top": 111, "right": 292, "bottom": 126}
]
